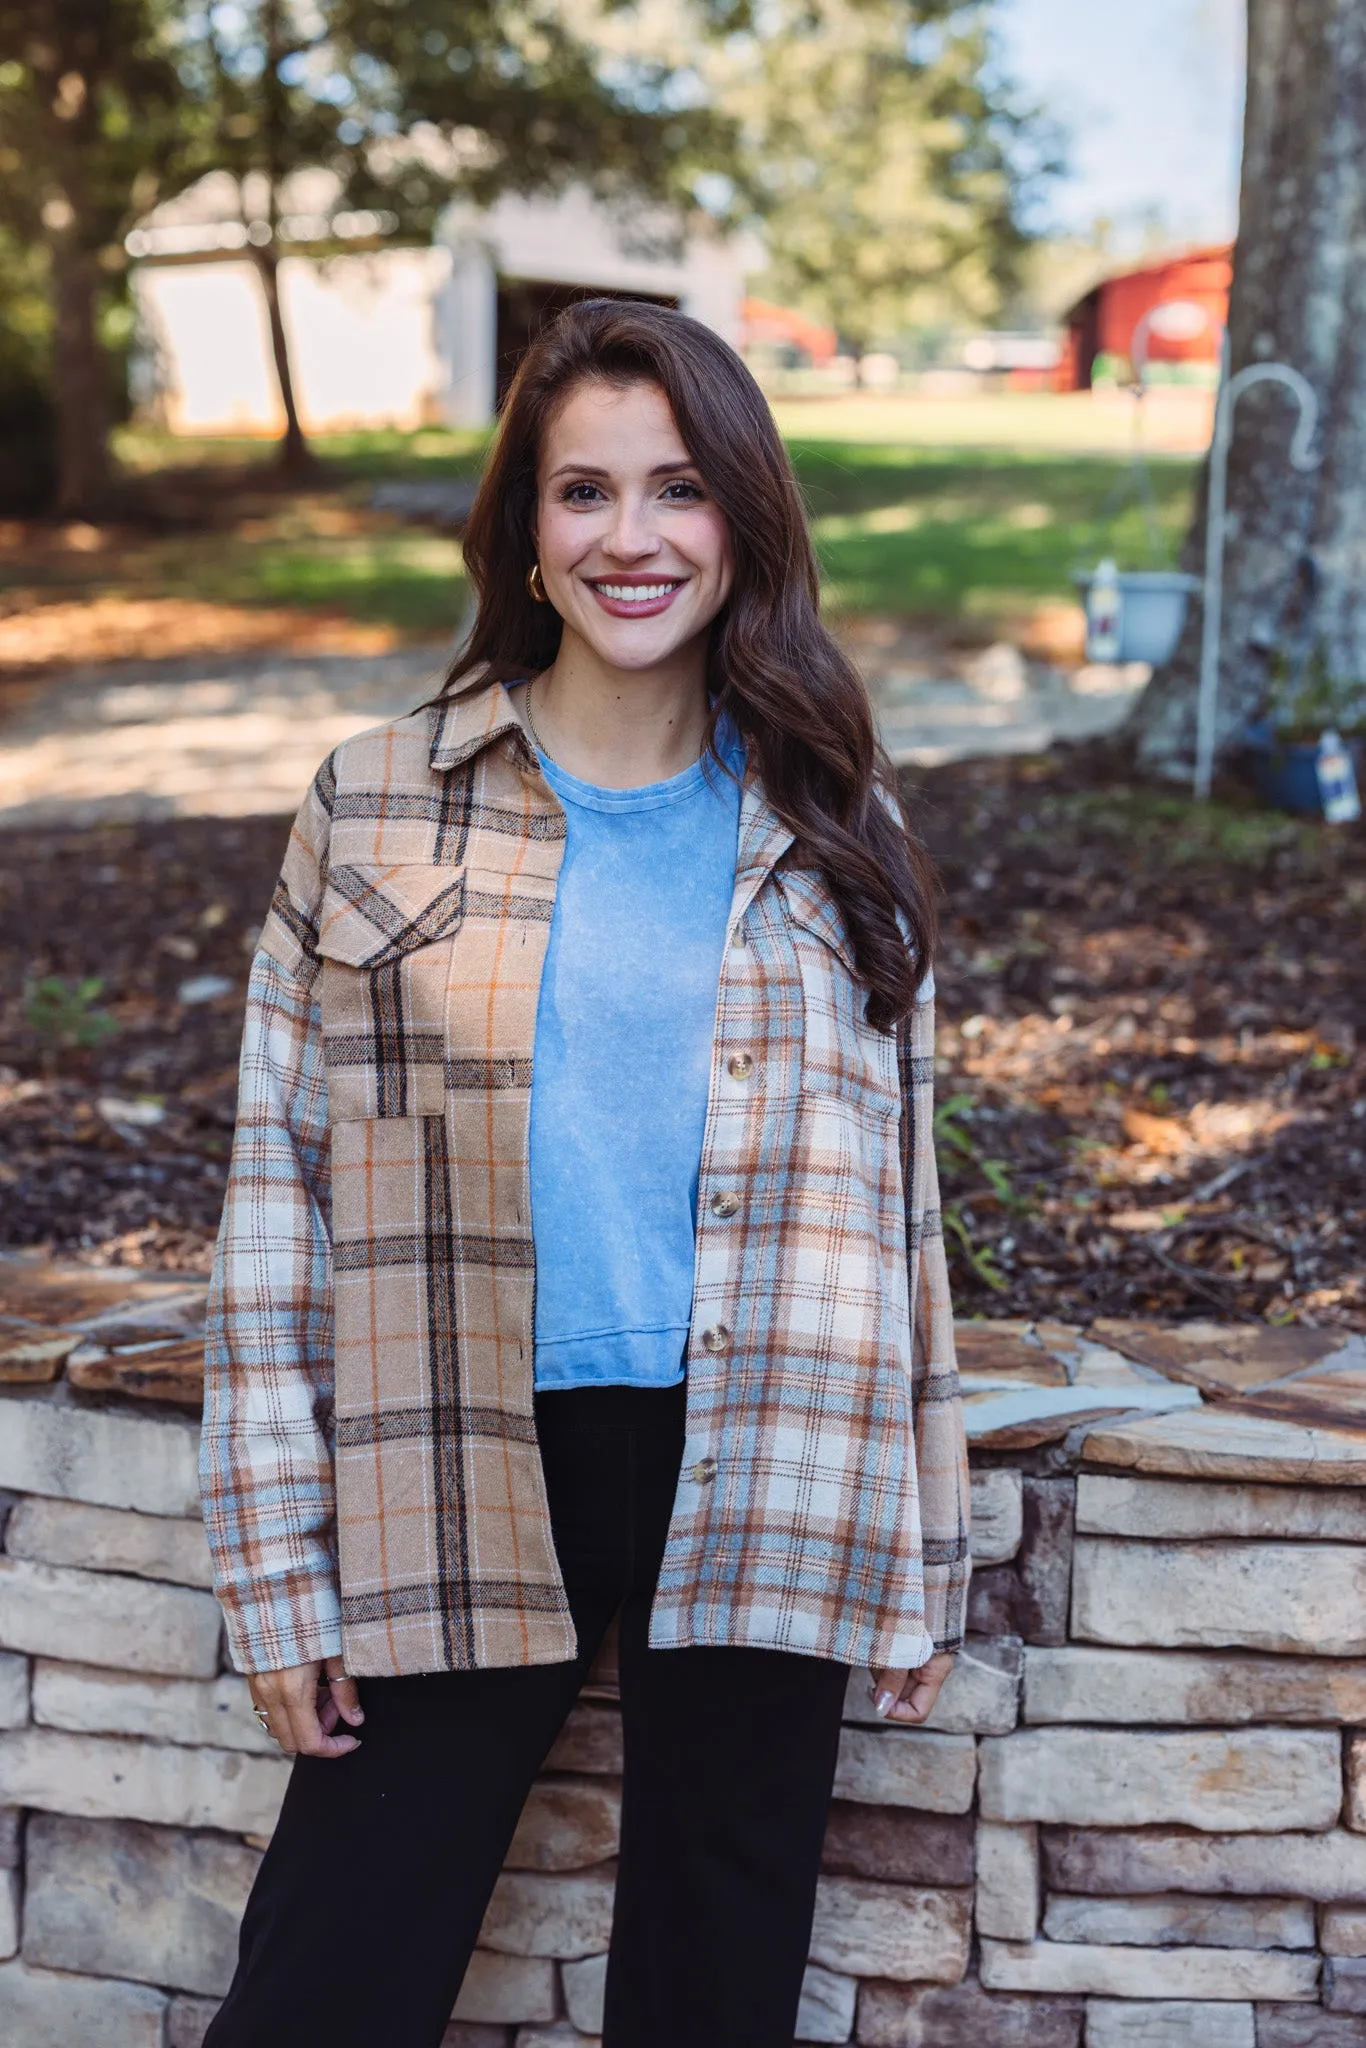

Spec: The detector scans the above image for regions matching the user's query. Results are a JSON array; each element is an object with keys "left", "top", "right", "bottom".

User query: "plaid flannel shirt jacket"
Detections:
[{"left": 202, "top": 677, "right": 970, "bottom": 1678}]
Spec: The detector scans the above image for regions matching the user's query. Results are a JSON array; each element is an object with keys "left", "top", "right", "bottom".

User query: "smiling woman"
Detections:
[{"left": 200, "top": 299, "right": 970, "bottom": 2048}]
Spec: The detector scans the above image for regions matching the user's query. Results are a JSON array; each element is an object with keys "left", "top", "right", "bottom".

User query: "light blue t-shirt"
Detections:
[{"left": 529, "top": 730, "right": 744, "bottom": 1391}]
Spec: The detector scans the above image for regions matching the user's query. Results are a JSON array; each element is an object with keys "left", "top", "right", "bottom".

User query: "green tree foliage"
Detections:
[
  {"left": 724, "top": 0, "right": 1056, "bottom": 355},
  {"left": 168, "top": 0, "right": 740, "bottom": 471},
  {"left": 0, "top": 2, "right": 208, "bottom": 511},
  {"left": 1, "top": 0, "right": 738, "bottom": 504}
]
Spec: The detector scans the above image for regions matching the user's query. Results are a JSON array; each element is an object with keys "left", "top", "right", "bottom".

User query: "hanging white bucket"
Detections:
[{"left": 1073, "top": 569, "right": 1201, "bottom": 665}]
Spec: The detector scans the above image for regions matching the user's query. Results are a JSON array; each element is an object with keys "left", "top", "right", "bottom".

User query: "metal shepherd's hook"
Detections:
[{"left": 1195, "top": 337, "right": 1320, "bottom": 800}]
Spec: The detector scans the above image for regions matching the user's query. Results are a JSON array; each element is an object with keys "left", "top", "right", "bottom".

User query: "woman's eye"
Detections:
[
  {"left": 661, "top": 479, "right": 704, "bottom": 501},
  {"left": 560, "top": 481, "right": 604, "bottom": 505}
]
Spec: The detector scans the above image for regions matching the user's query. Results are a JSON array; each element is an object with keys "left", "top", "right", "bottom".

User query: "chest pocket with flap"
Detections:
[
  {"left": 314, "top": 863, "right": 466, "bottom": 1118},
  {"left": 777, "top": 868, "right": 899, "bottom": 1121}
]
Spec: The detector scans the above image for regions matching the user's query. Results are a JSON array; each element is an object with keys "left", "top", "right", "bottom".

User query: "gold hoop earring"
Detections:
[{"left": 526, "top": 562, "right": 547, "bottom": 603}]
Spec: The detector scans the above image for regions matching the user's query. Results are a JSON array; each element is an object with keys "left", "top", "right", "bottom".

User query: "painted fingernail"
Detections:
[{"left": 874, "top": 1690, "right": 897, "bottom": 1717}]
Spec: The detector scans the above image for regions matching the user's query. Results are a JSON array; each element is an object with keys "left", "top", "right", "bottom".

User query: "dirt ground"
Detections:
[{"left": 2, "top": 748, "right": 1362, "bottom": 1328}]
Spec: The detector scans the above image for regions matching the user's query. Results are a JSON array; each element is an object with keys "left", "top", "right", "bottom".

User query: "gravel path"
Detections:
[{"left": 0, "top": 642, "right": 1143, "bottom": 829}]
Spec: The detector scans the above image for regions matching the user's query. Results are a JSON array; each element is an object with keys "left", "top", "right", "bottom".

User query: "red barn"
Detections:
[
  {"left": 1057, "top": 244, "right": 1233, "bottom": 391},
  {"left": 740, "top": 297, "right": 838, "bottom": 367}
]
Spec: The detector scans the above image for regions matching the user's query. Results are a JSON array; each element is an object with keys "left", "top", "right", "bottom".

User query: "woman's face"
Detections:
[{"left": 534, "top": 377, "right": 734, "bottom": 674}]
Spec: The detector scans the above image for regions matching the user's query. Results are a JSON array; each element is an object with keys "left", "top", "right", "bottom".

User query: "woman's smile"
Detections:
[{"left": 586, "top": 574, "right": 688, "bottom": 617}]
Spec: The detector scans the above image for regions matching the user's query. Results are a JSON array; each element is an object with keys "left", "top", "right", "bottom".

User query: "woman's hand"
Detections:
[
  {"left": 248, "top": 1661, "right": 364, "bottom": 1759},
  {"left": 869, "top": 1650, "right": 957, "bottom": 1725}
]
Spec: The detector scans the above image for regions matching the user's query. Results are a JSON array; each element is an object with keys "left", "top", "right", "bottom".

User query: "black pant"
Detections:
[{"left": 205, "top": 1383, "right": 850, "bottom": 2048}]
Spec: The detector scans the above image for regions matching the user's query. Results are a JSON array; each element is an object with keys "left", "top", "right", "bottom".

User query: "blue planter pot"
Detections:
[
  {"left": 1243, "top": 723, "right": 1363, "bottom": 818},
  {"left": 1072, "top": 570, "right": 1201, "bottom": 665}
]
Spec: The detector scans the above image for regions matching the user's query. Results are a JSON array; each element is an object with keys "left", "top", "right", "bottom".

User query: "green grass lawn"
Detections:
[
  {"left": 791, "top": 442, "right": 1196, "bottom": 620},
  {"left": 183, "top": 526, "right": 468, "bottom": 635},
  {"left": 7, "top": 412, "right": 1199, "bottom": 639}
]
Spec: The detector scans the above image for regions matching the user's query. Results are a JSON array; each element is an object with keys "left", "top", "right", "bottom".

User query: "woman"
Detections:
[{"left": 201, "top": 299, "right": 969, "bottom": 2048}]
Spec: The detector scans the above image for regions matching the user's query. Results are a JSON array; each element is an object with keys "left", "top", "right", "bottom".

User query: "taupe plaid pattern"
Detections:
[{"left": 202, "top": 678, "right": 970, "bottom": 1677}]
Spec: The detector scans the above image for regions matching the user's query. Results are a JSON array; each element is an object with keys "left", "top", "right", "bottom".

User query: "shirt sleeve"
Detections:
[
  {"left": 201, "top": 777, "right": 342, "bottom": 1673},
  {"left": 900, "top": 975, "right": 972, "bottom": 1655}
]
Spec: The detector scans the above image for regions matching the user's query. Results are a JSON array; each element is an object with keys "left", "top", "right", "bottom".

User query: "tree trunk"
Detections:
[
  {"left": 1129, "top": 0, "right": 1366, "bottom": 775},
  {"left": 251, "top": 241, "right": 312, "bottom": 477},
  {"left": 51, "top": 235, "right": 110, "bottom": 517}
]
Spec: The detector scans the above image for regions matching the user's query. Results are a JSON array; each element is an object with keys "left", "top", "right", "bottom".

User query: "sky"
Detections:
[{"left": 995, "top": 0, "right": 1246, "bottom": 250}]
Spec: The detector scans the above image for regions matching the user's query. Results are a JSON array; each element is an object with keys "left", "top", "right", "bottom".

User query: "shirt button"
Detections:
[
  {"left": 709, "top": 1190, "right": 741, "bottom": 1219},
  {"left": 727, "top": 1052, "right": 754, "bottom": 1080},
  {"left": 689, "top": 1456, "right": 718, "bottom": 1484},
  {"left": 700, "top": 1324, "right": 732, "bottom": 1355},
  {"left": 731, "top": 926, "right": 748, "bottom": 949}
]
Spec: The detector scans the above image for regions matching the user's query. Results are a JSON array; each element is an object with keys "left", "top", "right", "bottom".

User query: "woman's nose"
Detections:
[{"left": 604, "top": 494, "right": 661, "bottom": 560}]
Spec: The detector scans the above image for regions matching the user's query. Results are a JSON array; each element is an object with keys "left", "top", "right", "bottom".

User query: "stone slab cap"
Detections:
[
  {"left": 0, "top": 1322, "right": 79, "bottom": 1384},
  {"left": 67, "top": 1338, "right": 205, "bottom": 1409},
  {"left": 962, "top": 1377, "right": 1200, "bottom": 1451},
  {"left": 1231, "top": 1336, "right": 1366, "bottom": 1437},
  {"left": 0, "top": 1254, "right": 204, "bottom": 1331},
  {"left": 1080, "top": 1406, "right": 1366, "bottom": 1484},
  {"left": 1089, "top": 1319, "right": 1348, "bottom": 1400},
  {"left": 953, "top": 1321, "right": 1069, "bottom": 1385}
]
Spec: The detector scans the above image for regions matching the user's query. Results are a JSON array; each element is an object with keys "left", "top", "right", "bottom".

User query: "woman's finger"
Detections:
[
  {"left": 261, "top": 1697, "right": 298, "bottom": 1757},
  {"left": 288, "top": 1684, "right": 362, "bottom": 1761},
  {"left": 871, "top": 1668, "right": 909, "bottom": 1718},
  {"left": 871, "top": 1651, "right": 956, "bottom": 1725},
  {"left": 249, "top": 1663, "right": 360, "bottom": 1758},
  {"left": 322, "top": 1668, "right": 365, "bottom": 1729}
]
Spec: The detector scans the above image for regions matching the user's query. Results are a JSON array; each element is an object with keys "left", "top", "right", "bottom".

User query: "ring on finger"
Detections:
[{"left": 252, "top": 1706, "right": 271, "bottom": 1731}]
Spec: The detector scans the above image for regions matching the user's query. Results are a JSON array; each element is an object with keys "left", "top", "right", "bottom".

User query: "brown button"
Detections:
[
  {"left": 700, "top": 1324, "right": 732, "bottom": 1355},
  {"left": 709, "top": 1190, "right": 741, "bottom": 1219},
  {"left": 727, "top": 1052, "right": 754, "bottom": 1080},
  {"left": 689, "top": 1457, "right": 718, "bottom": 1484}
]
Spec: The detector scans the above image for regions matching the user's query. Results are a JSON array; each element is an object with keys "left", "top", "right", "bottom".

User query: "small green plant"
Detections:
[
  {"left": 1264, "top": 641, "right": 1365, "bottom": 740},
  {"left": 934, "top": 1093, "right": 1022, "bottom": 1293},
  {"left": 24, "top": 976, "right": 119, "bottom": 1071},
  {"left": 934, "top": 1094, "right": 1020, "bottom": 1207},
  {"left": 942, "top": 1202, "right": 1009, "bottom": 1292}
]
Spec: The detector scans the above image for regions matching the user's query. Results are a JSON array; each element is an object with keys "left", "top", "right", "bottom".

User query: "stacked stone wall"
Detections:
[{"left": 2, "top": 1298, "right": 1366, "bottom": 2047}]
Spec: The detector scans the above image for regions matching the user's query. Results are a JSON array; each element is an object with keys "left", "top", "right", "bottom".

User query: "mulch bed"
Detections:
[{"left": 2, "top": 750, "right": 1362, "bottom": 1328}]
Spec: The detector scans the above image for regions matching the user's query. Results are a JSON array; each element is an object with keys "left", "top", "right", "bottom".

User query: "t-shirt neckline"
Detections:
[{"left": 530, "top": 711, "right": 745, "bottom": 816}]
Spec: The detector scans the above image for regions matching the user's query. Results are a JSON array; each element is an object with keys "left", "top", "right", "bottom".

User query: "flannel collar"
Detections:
[
  {"left": 427, "top": 672, "right": 795, "bottom": 894},
  {"left": 428, "top": 674, "right": 530, "bottom": 773}
]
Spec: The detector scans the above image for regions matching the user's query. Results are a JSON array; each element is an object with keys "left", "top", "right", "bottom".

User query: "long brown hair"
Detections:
[{"left": 448, "top": 298, "right": 936, "bottom": 1028}]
